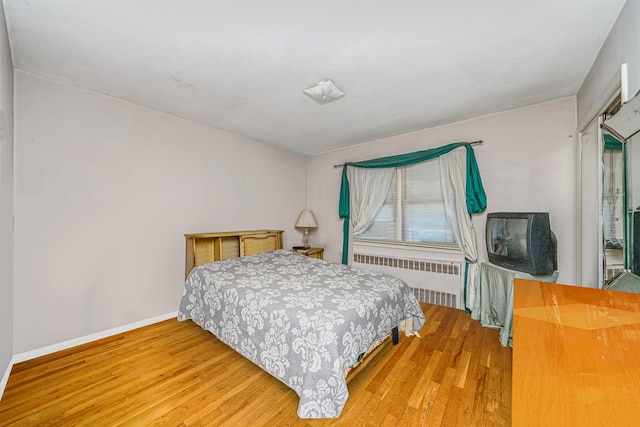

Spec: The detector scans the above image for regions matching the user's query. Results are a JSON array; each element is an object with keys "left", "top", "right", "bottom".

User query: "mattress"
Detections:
[{"left": 178, "top": 249, "right": 425, "bottom": 418}]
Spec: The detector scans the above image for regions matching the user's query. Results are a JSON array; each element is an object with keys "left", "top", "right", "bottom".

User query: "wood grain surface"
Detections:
[{"left": 512, "top": 279, "right": 640, "bottom": 427}]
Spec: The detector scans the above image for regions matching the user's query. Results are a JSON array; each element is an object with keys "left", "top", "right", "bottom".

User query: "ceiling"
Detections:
[{"left": 3, "top": 0, "right": 627, "bottom": 155}]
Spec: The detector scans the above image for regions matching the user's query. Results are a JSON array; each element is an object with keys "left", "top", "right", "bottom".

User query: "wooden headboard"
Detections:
[{"left": 184, "top": 230, "right": 283, "bottom": 278}]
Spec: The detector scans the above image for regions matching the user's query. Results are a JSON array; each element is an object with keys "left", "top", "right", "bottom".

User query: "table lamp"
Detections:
[{"left": 295, "top": 210, "right": 318, "bottom": 249}]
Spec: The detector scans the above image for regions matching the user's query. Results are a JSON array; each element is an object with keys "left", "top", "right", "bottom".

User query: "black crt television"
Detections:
[{"left": 486, "top": 212, "right": 557, "bottom": 275}]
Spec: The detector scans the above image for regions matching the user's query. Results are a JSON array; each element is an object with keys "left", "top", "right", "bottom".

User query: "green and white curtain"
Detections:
[{"left": 338, "top": 142, "right": 486, "bottom": 310}]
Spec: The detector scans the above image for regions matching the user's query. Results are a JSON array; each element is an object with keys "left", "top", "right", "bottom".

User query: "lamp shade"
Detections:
[{"left": 295, "top": 210, "right": 318, "bottom": 228}]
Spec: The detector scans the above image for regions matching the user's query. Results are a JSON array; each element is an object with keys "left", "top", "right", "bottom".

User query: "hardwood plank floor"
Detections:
[{"left": 0, "top": 303, "right": 512, "bottom": 426}]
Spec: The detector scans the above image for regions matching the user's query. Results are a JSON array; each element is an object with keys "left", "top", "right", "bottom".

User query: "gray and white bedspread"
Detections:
[{"left": 177, "top": 249, "right": 425, "bottom": 418}]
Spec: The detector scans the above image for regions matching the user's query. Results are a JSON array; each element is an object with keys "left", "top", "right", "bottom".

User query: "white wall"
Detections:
[
  {"left": 308, "top": 98, "right": 577, "bottom": 285},
  {"left": 13, "top": 71, "right": 307, "bottom": 354},
  {"left": 0, "top": 0, "right": 13, "bottom": 394},
  {"left": 577, "top": 0, "right": 640, "bottom": 129}
]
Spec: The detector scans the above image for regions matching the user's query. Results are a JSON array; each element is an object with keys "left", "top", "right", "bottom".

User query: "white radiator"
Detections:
[{"left": 352, "top": 247, "right": 464, "bottom": 310}]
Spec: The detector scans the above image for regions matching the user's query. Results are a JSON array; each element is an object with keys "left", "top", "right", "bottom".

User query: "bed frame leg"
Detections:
[{"left": 392, "top": 326, "right": 399, "bottom": 345}]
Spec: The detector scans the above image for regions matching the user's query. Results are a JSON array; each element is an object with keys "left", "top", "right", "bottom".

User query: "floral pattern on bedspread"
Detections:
[{"left": 177, "top": 250, "right": 425, "bottom": 418}]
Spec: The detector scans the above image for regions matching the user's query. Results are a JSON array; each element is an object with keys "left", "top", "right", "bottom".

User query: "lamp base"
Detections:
[{"left": 302, "top": 228, "right": 310, "bottom": 249}]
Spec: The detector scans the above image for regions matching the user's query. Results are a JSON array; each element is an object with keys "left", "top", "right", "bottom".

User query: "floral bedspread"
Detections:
[{"left": 177, "top": 250, "right": 425, "bottom": 418}]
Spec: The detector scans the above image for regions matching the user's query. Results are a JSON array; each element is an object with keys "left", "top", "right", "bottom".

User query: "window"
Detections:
[{"left": 356, "top": 159, "right": 455, "bottom": 245}]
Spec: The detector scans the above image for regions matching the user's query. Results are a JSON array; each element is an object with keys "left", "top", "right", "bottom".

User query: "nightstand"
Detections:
[{"left": 293, "top": 247, "right": 324, "bottom": 260}]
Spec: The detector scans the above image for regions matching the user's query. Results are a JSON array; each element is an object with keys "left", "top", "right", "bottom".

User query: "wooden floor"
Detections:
[{"left": 0, "top": 303, "right": 512, "bottom": 426}]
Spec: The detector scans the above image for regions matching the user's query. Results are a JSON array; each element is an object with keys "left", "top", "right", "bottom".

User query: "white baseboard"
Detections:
[
  {"left": 12, "top": 311, "right": 178, "bottom": 364},
  {"left": 0, "top": 356, "right": 15, "bottom": 401}
]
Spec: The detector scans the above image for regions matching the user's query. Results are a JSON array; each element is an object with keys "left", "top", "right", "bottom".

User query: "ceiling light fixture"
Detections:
[{"left": 303, "top": 79, "right": 345, "bottom": 105}]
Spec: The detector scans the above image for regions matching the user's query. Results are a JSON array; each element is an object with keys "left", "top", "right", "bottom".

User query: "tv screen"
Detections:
[{"left": 486, "top": 212, "right": 557, "bottom": 275}]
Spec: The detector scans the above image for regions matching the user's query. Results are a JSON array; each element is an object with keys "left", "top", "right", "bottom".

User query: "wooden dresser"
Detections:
[
  {"left": 512, "top": 279, "right": 640, "bottom": 426},
  {"left": 185, "top": 230, "right": 283, "bottom": 278}
]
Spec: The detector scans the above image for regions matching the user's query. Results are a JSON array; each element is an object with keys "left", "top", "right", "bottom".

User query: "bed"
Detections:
[{"left": 178, "top": 249, "right": 425, "bottom": 418}]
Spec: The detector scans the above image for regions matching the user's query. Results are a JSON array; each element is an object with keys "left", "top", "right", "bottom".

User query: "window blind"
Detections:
[{"left": 357, "top": 158, "right": 454, "bottom": 244}]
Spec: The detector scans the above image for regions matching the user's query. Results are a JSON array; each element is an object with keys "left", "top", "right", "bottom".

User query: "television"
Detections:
[{"left": 486, "top": 212, "right": 557, "bottom": 275}]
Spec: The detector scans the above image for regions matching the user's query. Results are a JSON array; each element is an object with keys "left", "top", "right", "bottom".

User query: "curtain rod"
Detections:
[{"left": 332, "top": 140, "right": 483, "bottom": 168}]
